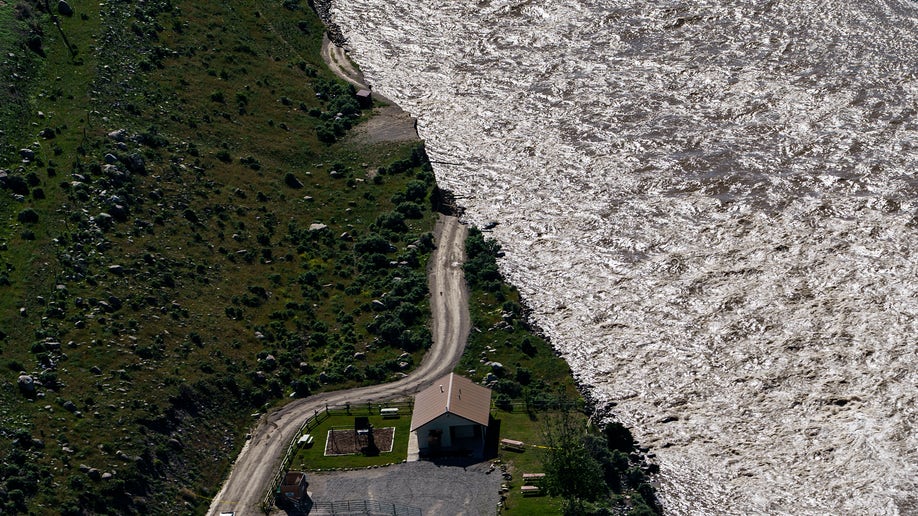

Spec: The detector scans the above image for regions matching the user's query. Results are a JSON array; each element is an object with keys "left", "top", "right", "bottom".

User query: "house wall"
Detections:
[
  {"left": 417, "top": 413, "right": 457, "bottom": 449},
  {"left": 417, "top": 413, "right": 486, "bottom": 452}
]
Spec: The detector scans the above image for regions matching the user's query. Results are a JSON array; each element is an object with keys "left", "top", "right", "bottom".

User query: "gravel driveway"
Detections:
[{"left": 306, "top": 461, "right": 500, "bottom": 516}]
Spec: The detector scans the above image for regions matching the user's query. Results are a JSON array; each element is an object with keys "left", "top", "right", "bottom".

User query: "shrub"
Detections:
[{"left": 17, "top": 209, "right": 39, "bottom": 224}]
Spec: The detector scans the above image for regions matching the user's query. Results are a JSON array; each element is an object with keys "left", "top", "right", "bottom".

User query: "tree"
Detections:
[{"left": 542, "top": 411, "right": 607, "bottom": 514}]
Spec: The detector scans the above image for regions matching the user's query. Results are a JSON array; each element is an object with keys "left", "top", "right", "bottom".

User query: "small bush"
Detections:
[{"left": 17, "top": 209, "right": 39, "bottom": 224}]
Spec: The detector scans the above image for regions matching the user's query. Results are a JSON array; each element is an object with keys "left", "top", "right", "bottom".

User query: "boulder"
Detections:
[
  {"left": 57, "top": 0, "right": 74, "bottom": 16},
  {"left": 103, "top": 153, "right": 118, "bottom": 164},
  {"left": 19, "top": 149, "right": 35, "bottom": 160},
  {"left": 122, "top": 153, "right": 146, "bottom": 174},
  {"left": 107, "top": 129, "right": 128, "bottom": 142},
  {"left": 18, "top": 374, "right": 35, "bottom": 393},
  {"left": 284, "top": 173, "right": 304, "bottom": 189},
  {"left": 95, "top": 213, "right": 114, "bottom": 227}
]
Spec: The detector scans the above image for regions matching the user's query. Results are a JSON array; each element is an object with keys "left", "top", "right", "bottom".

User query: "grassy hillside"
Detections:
[{"left": 0, "top": 1, "right": 442, "bottom": 513}]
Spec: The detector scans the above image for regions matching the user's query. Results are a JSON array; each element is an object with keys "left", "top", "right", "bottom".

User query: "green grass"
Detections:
[
  {"left": 492, "top": 410, "right": 580, "bottom": 515},
  {"left": 290, "top": 413, "right": 412, "bottom": 470},
  {"left": 0, "top": 1, "right": 442, "bottom": 513}
]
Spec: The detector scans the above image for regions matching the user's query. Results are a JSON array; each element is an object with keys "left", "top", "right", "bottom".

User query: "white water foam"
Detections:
[{"left": 330, "top": 0, "right": 918, "bottom": 513}]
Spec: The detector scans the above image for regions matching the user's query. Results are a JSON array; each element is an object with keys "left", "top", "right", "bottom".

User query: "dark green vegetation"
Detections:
[
  {"left": 460, "top": 229, "right": 660, "bottom": 515},
  {"left": 458, "top": 227, "right": 580, "bottom": 409},
  {"left": 541, "top": 413, "right": 661, "bottom": 515},
  {"left": 0, "top": 0, "right": 440, "bottom": 513}
]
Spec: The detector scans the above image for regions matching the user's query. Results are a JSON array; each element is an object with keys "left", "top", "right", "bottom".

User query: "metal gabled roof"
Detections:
[{"left": 410, "top": 373, "right": 492, "bottom": 431}]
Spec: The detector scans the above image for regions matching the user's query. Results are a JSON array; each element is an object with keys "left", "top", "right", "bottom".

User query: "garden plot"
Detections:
[{"left": 325, "top": 427, "right": 396, "bottom": 456}]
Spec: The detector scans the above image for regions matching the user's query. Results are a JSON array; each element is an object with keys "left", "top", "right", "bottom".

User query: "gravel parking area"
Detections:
[{"left": 306, "top": 461, "right": 500, "bottom": 516}]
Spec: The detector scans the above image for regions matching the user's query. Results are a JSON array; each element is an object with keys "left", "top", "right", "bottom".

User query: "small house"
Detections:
[
  {"left": 355, "top": 89, "right": 372, "bottom": 108},
  {"left": 410, "top": 373, "right": 492, "bottom": 458}
]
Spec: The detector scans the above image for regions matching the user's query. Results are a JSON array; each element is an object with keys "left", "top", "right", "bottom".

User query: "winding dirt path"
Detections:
[{"left": 207, "top": 216, "right": 470, "bottom": 516}]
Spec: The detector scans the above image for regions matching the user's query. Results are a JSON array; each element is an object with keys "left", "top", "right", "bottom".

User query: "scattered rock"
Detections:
[
  {"left": 101, "top": 472, "right": 113, "bottom": 480},
  {"left": 103, "top": 153, "right": 118, "bottom": 164},
  {"left": 108, "top": 129, "right": 128, "bottom": 142},
  {"left": 62, "top": 400, "right": 78, "bottom": 412},
  {"left": 309, "top": 223, "right": 327, "bottom": 231},
  {"left": 19, "top": 149, "right": 35, "bottom": 160},
  {"left": 87, "top": 468, "right": 101, "bottom": 481},
  {"left": 353, "top": 352, "right": 366, "bottom": 360}
]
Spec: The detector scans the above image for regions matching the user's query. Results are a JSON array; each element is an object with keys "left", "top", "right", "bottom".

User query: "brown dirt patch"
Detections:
[
  {"left": 324, "top": 427, "right": 396, "bottom": 456},
  {"left": 347, "top": 105, "right": 420, "bottom": 145}
]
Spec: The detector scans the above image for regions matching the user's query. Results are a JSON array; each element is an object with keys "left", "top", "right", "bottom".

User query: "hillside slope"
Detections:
[{"left": 0, "top": 1, "right": 442, "bottom": 513}]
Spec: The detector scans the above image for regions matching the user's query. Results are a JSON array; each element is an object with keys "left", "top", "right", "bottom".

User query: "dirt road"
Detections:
[{"left": 207, "top": 216, "right": 470, "bottom": 516}]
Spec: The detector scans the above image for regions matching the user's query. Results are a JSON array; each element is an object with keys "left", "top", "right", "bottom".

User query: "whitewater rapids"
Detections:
[{"left": 329, "top": 1, "right": 918, "bottom": 513}]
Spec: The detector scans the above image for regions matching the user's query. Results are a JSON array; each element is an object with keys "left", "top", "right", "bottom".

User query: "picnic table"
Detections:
[
  {"left": 500, "top": 438, "right": 525, "bottom": 451},
  {"left": 522, "top": 473, "right": 545, "bottom": 482},
  {"left": 521, "top": 485, "right": 542, "bottom": 496}
]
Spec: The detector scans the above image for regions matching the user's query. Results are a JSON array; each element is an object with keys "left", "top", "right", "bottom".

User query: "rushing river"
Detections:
[{"left": 329, "top": 0, "right": 918, "bottom": 513}]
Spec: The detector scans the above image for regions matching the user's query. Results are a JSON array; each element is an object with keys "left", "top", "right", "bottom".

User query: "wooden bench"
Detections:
[
  {"left": 521, "top": 485, "right": 541, "bottom": 496},
  {"left": 522, "top": 473, "right": 545, "bottom": 483},
  {"left": 380, "top": 407, "right": 399, "bottom": 419},
  {"left": 500, "top": 439, "right": 525, "bottom": 452}
]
